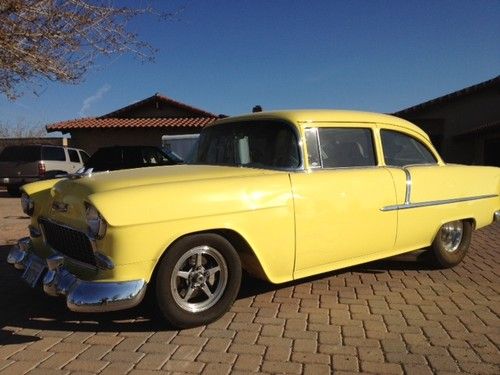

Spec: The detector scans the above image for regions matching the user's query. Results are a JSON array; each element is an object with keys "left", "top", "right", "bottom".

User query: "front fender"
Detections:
[{"left": 92, "top": 173, "right": 297, "bottom": 284}]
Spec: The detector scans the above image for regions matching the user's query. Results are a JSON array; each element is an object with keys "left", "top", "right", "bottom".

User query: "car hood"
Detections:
[
  {"left": 53, "top": 164, "right": 276, "bottom": 196},
  {"left": 40, "top": 164, "right": 290, "bottom": 228}
]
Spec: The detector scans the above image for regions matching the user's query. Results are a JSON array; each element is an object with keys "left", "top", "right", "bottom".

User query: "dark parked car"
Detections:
[{"left": 85, "top": 145, "right": 179, "bottom": 172}]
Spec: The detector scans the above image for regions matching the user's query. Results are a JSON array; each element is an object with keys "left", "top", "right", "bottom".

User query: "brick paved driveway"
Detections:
[{"left": 0, "top": 190, "right": 499, "bottom": 374}]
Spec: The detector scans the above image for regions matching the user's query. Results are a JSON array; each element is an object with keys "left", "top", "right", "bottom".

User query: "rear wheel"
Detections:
[
  {"left": 431, "top": 220, "right": 472, "bottom": 268},
  {"left": 156, "top": 233, "right": 241, "bottom": 328}
]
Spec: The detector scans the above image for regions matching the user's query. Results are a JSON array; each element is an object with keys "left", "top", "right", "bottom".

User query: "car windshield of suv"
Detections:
[
  {"left": 0, "top": 146, "right": 41, "bottom": 162},
  {"left": 193, "top": 121, "right": 301, "bottom": 170}
]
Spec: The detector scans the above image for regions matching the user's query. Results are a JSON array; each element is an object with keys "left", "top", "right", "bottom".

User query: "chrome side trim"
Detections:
[
  {"left": 403, "top": 168, "right": 412, "bottom": 205},
  {"left": 381, "top": 194, "right": 498, "bottom": 212}
]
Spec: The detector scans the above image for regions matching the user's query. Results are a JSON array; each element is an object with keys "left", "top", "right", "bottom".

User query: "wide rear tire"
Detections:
[{"left": 431, "top": 220, "right": 472, "bottom": 268}]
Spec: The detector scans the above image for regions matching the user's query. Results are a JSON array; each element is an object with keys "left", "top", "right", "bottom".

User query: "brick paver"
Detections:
[{"left": 0, "top": 190, "right": 499, "bottom": 374}]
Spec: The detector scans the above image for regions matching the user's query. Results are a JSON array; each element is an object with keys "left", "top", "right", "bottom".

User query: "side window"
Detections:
[
  {"left": 68, "top": 149, "right": 80, "bottom": 163},
  {"left": 42, "top": 146, "right": 66, "bottom": 161},
  {"left": 313, "top": 128, "right": 377, "bottom": 168},
  {"left": 381, "top": 130, "right": 437, "bottom": 167}
]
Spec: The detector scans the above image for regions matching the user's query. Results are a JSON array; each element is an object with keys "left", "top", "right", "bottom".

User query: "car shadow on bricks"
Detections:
[
  {"left": 0, "top": 329, "right": 40, "bottom": 345},
  {"left": 0, "top": 243, "right": 457, "bottom": 335}
]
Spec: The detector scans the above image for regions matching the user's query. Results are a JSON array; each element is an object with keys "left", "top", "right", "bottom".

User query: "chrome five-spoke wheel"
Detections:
[
  {"left": 156, "top": 233, "right": 242, "bottom": 328},
  {"left": 171, "top": 245, "right": 228, "bottom": 313}
]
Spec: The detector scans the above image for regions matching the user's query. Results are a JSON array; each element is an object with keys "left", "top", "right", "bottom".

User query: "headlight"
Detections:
[
  {"left": 21, "top": 193, "right": 34, "bottom": 216},
  {"left": 85, "top": 203, "right": 107, "bottom": 239}
]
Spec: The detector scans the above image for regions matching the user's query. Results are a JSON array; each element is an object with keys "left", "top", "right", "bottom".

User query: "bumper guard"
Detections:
[{"left": 7, "top": 237, "right": 147, "bottom": 313}]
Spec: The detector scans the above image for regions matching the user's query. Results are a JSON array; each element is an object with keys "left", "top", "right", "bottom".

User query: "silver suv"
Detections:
[{"left": 0, "top": 145, "right": 89, "bottom": 196}]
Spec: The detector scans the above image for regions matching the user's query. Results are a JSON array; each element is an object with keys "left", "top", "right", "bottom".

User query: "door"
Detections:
[{"left": 291, "top": 126, "right": 397, "bottom": 279}]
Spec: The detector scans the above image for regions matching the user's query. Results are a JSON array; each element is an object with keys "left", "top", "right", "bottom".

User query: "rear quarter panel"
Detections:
[{"left": 392, "top": 164, "right": 499, "bottom": 252}]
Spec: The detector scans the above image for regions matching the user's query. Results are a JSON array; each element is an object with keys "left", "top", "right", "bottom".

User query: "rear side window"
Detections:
[
  {"left": 42, "top": 146, "right": 66, "bottom": 161},
  {"left": 381, "top": 130, "right": 437, "bottom": 167},
  {"left": 314, "top": 128, "right": 377, "bottom": 168},
  {"left": 68, "top": 149, "right": 80, "bottom": 162},
  {"left": 0, "top": 146, "right": 41, "bottom": 162}
]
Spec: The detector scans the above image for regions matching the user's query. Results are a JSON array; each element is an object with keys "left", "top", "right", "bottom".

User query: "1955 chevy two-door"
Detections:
[{"left": 8, "top": 110, "right": 500, "bottom": 328}]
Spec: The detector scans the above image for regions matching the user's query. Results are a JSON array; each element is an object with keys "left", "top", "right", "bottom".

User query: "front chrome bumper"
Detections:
[{"left": 7, "top": 237, "right": 147, "bottom": 313}]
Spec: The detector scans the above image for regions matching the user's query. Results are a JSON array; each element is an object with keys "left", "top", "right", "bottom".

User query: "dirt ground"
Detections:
[{"left": 0, "top": 188, "right": 31, "bottom": 245}]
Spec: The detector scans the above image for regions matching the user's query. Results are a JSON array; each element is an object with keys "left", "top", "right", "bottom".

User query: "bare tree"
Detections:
[
  {"left": 0, "top": 119, "right": 46, "bottom": 137},
  {"left": 0, "top": 0, "right": 168, "bottom": 99}
]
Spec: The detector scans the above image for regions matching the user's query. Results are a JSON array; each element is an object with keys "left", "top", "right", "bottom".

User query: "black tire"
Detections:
[
  {"left": 156, "top": 233, "right": 242, "bottom": 328},
  {"left": 6, "top": 185, "right": 21, "bottom": 197},
  {"left": 431, "top": 220, "right": 472, "bottom": 268}
]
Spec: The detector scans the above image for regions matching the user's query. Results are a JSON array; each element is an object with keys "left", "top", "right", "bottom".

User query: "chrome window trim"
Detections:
[
  {"left": 311, "top": 165, "right": 382, "bottom": 171},
  {"left": 381, "top": 194, "right": 498, "bottom": 212},
  {"left": 305, "top": 126, "right": 378, "bottom": 170},
  {"left": 403, "top": 168, "right": 412, "bottom": 205},
  {"left": 303, "top": 127, "right": 322, "bottom": 169},
  {"left": 380, "top": 128, "right": 439, "bottom": 167},
  {"left": 316, "top": 127, "right": 324, "bottom": 168}
]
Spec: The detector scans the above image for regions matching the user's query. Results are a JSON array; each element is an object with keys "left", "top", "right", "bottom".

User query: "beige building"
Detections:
[
  {"left": 47, "top": 93, "right": 218, "bottom": 155},
  {"left": 394, "top": 76, "right": 499, "bottom": 166}
]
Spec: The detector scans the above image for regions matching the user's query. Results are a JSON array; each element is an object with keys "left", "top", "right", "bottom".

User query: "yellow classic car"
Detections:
[{"left": 8, "top": 110, "right": 500, "bottom": 328}]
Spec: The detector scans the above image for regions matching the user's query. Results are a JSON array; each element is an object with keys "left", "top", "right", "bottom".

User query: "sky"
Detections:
[{"left": 1, "top": 0, "right": 499, "bottom": 133}]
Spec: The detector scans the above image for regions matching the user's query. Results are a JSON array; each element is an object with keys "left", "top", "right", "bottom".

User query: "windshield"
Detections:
[{"left": 193, "top": 120, "right": 301, "bottom": 170}]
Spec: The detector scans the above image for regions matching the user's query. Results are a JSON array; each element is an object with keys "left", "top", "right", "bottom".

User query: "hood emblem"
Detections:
[
  {"left": 66, "top": 167, "right": 93, "bottom": 180},
  {"left": 52, "top": 201, "right": 69, "bottom": 213}
]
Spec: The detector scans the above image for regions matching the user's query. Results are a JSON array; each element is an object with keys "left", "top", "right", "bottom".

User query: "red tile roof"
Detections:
[
  {"left": 46, "top": 117, "right": 217, "bottom": 132},
  {"left": 101, "top": 93, "right": 217, "bottom": 118}
]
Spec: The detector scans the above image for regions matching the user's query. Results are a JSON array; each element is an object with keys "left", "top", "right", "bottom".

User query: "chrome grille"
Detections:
[{"left": 39, "top": 218, "right": 96, "bottom": 266}]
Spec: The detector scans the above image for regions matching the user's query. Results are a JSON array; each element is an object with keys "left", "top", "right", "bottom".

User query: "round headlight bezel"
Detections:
[
  {"left": 21, "top": 193, "right": 34, "bottom": 216},
  {"left": 85, "top": 202, "right": 107, "bottom": 240}
]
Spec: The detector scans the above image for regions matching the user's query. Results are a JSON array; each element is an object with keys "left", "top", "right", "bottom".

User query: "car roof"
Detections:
[{"left": 212, "top": 110, "right": 429, "bottom": 140}]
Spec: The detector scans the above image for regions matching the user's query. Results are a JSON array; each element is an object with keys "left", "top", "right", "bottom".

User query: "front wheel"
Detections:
[
  {"left": 431, "top": 220, "right": 472, "bottom": 268},
  {"left": 156, "top": 233, "right": 242, "bottom": 328}
]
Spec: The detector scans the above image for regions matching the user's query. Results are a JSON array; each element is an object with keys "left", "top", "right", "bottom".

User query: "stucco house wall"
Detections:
[{"left": 396, "top": 76, "right": 500, "bottom": 166}]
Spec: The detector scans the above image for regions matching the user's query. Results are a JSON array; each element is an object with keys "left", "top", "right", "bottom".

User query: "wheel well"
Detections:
[
  {"left": 149, "top": 229, "right": 269, "bottom": 290},
  {"left": 464, "top": 218, "right": 476, "bottom": 230}
]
